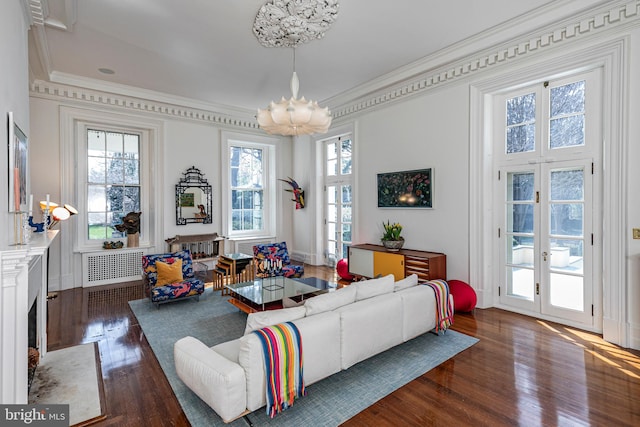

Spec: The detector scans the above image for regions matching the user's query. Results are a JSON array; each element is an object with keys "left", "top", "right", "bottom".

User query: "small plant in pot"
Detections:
[{"left": 381, "top": 220, "right": 404, "bottom": 251}]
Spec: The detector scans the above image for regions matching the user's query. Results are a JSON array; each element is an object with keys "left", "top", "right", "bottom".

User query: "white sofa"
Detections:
[{"left": 174, "top": 273, "right": 445, "bottom": 423}]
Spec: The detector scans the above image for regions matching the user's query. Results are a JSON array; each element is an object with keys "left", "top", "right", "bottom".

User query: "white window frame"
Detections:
[
  {"left": 221, "top": 131, "right": 277, "bottom": 239},
  {"left": 60, "top": 107, "right": 164, "bottom": 253}
]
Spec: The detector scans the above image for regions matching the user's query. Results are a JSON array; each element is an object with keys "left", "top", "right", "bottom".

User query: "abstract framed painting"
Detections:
[
  {"left": 8, "top": 112, "right": 28, "bottom": 213},
  {"left": 377, "top": 168, "right": 433, "bottom": 208}
]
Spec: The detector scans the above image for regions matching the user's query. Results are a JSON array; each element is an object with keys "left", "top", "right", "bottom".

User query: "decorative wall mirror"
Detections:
[{"left": 176, "top": 166, "right": 212, "bottom": 225}]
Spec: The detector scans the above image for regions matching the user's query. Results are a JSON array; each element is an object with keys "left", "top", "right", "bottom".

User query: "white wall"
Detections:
[
  {"left": 305, "top": 14, "right": 640, "bottom": 349},
  {"left": 0, "top": 0, "right": 29, "bottom": 249},
  {"left": 353, "top": 85, "right": 470, "bottom": 281},
  {"left": 28, "top": 96, "right": 293, "bottom": 289}
]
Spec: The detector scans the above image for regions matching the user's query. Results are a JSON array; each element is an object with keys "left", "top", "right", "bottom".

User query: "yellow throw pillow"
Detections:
[{"left": 155, "top": 259, "right": 183, "bottom": 286}]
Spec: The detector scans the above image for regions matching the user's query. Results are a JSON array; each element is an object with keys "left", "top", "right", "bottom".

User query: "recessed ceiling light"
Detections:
[{"left": 98, "top": 68, "right": 115, "bottom": 75}]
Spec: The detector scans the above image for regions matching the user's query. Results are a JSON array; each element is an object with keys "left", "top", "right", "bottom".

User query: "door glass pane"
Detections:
[
  {"left": 327, "top": 186, "right": 337, "bottom": 204},
  {"left": 327, "top": 204, "right": 337, "bottom": 222},
  {"left": 550, "top": 169, "right": 583, "bottom": 200},
  {"left": 342, "top": 185, "right": 352, "bottom": 203},
  {"left": 327, "top": 142, "right": 337, "bottom": 176},
  {"left": 342, "top": 224, "right": 351, "bottom": 243},
  {"left": 341, "top": 206, "right": 351, "bottom": 223},
  {"left": 549, "top": 239, "right": 583, "bottom": 275},
  {"left": 508, "top": 172, "right": 534, "bottom": 201},
  {"left": 507, "top": 266, "right": 534, "bottom": 300},
  {"left": 550, "top": 81, "right": 585, "bottom": 149},
  {"left": 550, "top": 273, "right": 583, "bottom": 311},
  {"left": 508, "top": 236, "right": 534, "bottom": 265},
  {"left": 341, "top": 139, "right": 352, "bottom": 174},
  {"left": 506, "top": 92, "right": 536, "bottom": 153},
  {"left": 508, "top": 204, "right": 534, "bottom": 233},
  {"left": 327, "top": 222, "right": 336, "bottom": 240},
  {"left": 550, "top": 204, "right": 582, "bottom": 236}
]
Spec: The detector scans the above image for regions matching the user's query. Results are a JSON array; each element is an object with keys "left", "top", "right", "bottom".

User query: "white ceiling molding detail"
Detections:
[
  {"left": 24, "top": 0, "right": 46, "bottom": 27},
  {"left": 30, "top": 80, "right": 260, "bottom": 131},
  {"left": 329, "top": 0, "right": 640, "bottom": 124},
  {"left": 253, "top": 0, "right": 339, "bottom": 47},
  {"left": 28, "top": 1, "right": 640, "bottom": 130}
]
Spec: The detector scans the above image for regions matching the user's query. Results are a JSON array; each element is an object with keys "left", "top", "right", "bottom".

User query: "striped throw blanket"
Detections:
[
  {"left": 253, "top": 321, "right": 306, "bottom": 418},
  {"left": 424, "top": 279, "right": 454, "bottom": 333}
]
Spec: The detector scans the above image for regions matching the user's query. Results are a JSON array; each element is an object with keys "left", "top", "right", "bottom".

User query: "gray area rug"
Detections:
[
  {"left": 29, "top": 342, "right": 105, "bottom": 426},
  {"left": 129, "top": 288, "right": 478, "bottom": 427}
]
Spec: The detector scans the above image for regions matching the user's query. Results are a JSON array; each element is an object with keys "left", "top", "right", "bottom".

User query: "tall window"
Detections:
[
  {"left": 86, "top": 129, "right": 141, "bottom": 240},
  {"left": 222, "top": 132, "right": 277, "bottom": 238},
  {"left": 230, "top": 146, "right": 264, "bottom": 232},
  {"left": 324, "top": 135, "right": 353, "bottom": 266}
]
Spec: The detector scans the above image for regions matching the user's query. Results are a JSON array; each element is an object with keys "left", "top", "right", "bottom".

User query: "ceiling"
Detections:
[{"left": 30, "top": 0, "right": 569, "bottom": 112}]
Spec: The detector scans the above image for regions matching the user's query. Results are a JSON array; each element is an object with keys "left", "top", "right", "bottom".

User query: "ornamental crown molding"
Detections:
[
  {"left": 328, "top": 0, "right": 640, "bottom": 123},
  {"left": 30, "top": 80, "right": 260, "bottom": 131},
  {"left": 253, "top": 0, "right": 339, "bottom": 47}
]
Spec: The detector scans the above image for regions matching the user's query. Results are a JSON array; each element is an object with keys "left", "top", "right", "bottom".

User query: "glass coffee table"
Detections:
[{"left": 225, "top": 276, "right": 335, "bottom": 313}]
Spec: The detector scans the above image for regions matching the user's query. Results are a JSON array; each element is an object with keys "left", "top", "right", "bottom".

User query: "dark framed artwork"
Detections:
[
  {"left": 8, "top": 112, "right": 28, "bottom": 213},
  {"left": 377, "top": 168, "right": 433, "bottom": 208}
]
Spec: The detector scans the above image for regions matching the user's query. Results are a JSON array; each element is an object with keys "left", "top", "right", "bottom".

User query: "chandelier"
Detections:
[
  {"left": 257, "top": 49, "right": 332, "bottom": 136},
  {"left": 254, "top": 0, "right": 338, "bottom": 136}
]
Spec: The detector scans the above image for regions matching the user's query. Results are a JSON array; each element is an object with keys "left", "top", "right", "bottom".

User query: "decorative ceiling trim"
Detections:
[
  {"left": 27, "top": 1, "right": 640, "bottom": 133},
  {"left": 23, "top": 0, "right": 46, "bottom": 27},
  {"left": 329, "top": 0, "right": 640, "bottom": 123},
  {"left": 253, "top": 0, "right": 339, "bottom": 48},
  {"left": 29, "top": 80, "right": 261, "bottom": 131}
]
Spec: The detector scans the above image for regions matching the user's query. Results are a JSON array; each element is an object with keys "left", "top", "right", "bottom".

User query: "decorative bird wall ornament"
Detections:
[{"left": 279, "top": 177, "right": 305, "bottom": 209}]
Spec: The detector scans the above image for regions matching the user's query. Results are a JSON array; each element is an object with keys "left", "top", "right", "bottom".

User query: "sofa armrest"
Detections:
[{"left": 174, "top": 336, "right": 247, "bottom": 423}]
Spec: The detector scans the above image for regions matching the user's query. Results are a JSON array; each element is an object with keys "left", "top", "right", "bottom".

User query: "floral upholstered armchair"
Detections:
[
  {"left": 253, "top": 242, "right": 304, "bottom": 278},
  {"left": 141, "top": 250, "right": 206, "bottom": 307}
]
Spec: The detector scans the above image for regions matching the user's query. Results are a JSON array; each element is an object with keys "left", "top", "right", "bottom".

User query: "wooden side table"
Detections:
[{"left": 214, "top": 253, "right": 254, "bottom": 294}]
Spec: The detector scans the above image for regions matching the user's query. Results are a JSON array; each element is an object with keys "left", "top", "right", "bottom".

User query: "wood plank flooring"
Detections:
[{"left": 45, "top": 265, "right": 640, "bottom": 426}]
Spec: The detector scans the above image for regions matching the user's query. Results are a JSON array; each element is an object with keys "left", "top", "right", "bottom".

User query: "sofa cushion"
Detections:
[
  {"left": 396, "top": 285, "right": 437, "bottom": 341},
  {"left": 243, "top": 306, "right": 306, "bottom": 335},
  {"left": 304, "top": 285, "right": 356, "bottom": 316},
  {"left": 291, "top": 312, "right": 342, "bottom": 386},
  {"left": 155, "top": 259, "right": 183, "bottom": 286},
  {"left": 353, "top": 274, "right": 394, "bottom": 301},
  {"left": 335, "top": 293, "right": 404, "bottom": 369},
  {"left": 394, "top": 273, "right": 418, "bottom": 292},
  {"left": 211, "top": 338, "right": 242, "bottom": 364}
]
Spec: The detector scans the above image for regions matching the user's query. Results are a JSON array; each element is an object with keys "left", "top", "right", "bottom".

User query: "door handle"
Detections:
[{"left": 542, "top": 251, "right": 548, "bottom": 261}]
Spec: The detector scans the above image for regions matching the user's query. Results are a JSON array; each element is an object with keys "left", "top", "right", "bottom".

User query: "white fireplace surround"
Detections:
[{"left": 0, "top": 230, "right": 57, "bottom": 404}]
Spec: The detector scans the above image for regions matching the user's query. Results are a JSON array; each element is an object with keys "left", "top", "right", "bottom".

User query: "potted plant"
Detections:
[{"left": 381, "top": 220, "right": 404, "bottom": 251}]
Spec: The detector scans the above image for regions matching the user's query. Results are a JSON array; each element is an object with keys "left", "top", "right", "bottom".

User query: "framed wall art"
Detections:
[
  {"left": 8, "top": 112, "right": 28, "bottom": 213},
  {"left": 377, "top": 168, "right": 433, "bottom": 208}
]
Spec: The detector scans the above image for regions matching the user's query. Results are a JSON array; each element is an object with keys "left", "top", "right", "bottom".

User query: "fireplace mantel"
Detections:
[{"left": 0, "top": 230, "right": 58, "bottom": 404}]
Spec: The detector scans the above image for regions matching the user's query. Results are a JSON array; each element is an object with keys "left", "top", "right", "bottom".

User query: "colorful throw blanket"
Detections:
[
  {"left": 253, "top": 322, "right": 306, "bottom": 418},
  {"left": 424, "top": 279, "right": 454, "bottom": 333}
]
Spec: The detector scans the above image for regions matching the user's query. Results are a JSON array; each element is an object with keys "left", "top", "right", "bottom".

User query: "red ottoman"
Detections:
[
  {"left": 336, "top": 258, "right": 354, "bottom": 281},
  {"left": 447, "top": 280, "right": 477, "bottom": 312}
]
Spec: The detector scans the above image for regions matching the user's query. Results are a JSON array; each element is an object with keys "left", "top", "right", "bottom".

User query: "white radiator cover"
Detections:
[
  {"left": 82, "top": 248, "right": 146, "bottom": 287},
  {"left": 231, "top": 239, "right": 275, "bottom": 256}
]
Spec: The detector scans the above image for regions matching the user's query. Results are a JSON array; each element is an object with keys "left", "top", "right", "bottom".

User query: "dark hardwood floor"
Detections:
[{"left": 46, "top": 265, "right": 640, "bottom": 426}]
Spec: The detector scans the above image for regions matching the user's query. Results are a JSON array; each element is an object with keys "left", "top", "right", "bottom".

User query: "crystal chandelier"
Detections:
[
  {"left": 254, "top": 0, "right": 338, "bottom": 136},
  {"left": 257, "top": 49, "right": 332, "bottom": 136}
]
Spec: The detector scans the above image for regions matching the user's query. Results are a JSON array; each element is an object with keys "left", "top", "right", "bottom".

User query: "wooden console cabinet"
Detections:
[
  {"left": 348, "top": 244, "right": 446, "bottom": 282},
  {"left": 165, "top": 233, "right": 224, "bottom": 262}
]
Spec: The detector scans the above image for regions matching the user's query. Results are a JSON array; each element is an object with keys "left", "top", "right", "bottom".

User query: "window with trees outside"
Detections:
[
  {"left": 223, "top": 133, "right": 276, "bottom": 238},
  {"left": 87, "top": 129, "right": 141, "bottom": 240},
  {"left": 230, "top": 146, "right": 264, "bottom": 233}
]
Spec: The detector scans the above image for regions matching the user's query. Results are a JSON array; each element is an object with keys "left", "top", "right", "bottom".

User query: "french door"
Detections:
[
  {"left": 323, "top": 135, "right": 353, "bottom": 267},
  {"left": 500, "top": 160, "right": 593, "bottom": 325},
  {"left": 494, "top": 70, "right": 601, "bottom": 330}
]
